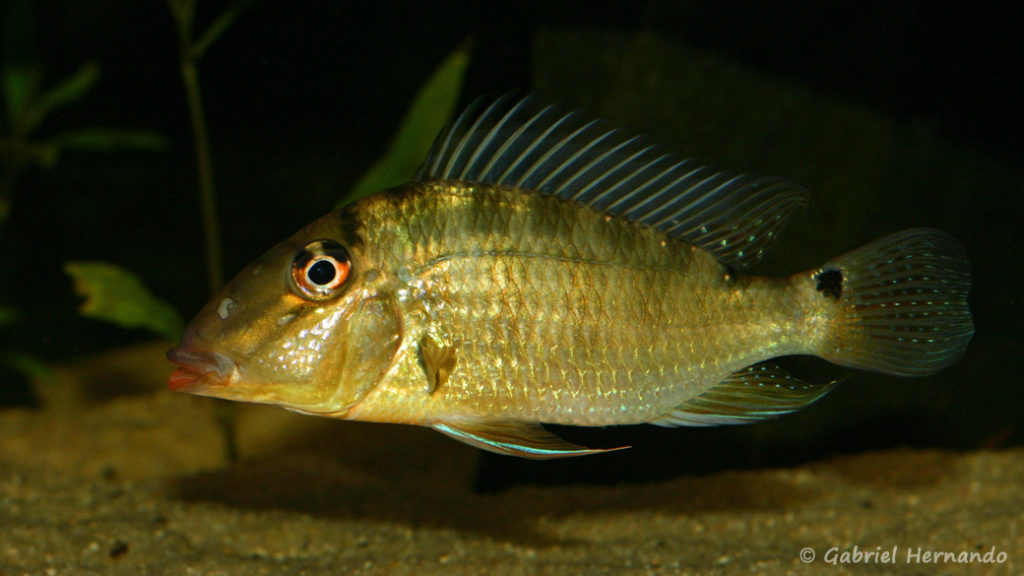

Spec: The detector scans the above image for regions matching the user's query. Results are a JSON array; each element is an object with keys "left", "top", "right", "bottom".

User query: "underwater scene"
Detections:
[{"left": 1, "top": 1, "right": 1021, "bottom": 574}]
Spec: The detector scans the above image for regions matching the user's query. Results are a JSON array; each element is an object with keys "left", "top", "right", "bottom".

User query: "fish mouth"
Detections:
[{"left": 166, "top": 346, "right": 239, "bottom": 393}]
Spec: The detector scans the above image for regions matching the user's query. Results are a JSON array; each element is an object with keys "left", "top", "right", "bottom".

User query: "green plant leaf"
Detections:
[
  {"left": 52, "top": 127, "right": 169, "bottom": 152},
  {"left": 191, "top": 0, "right": 259, "bottom": 60},
  {"left": 64, "top": 261, "right": 184, "bottom": 340},
  {"left": 21, "top": 61, "right": 100, "bottom": 136},
  {"left": 1, "top": 351, "right": 51, "bottom": 382},
  {"left": 338, "top": 41, "right": 472, "bottom": 207},
  {"left": 0, "top": 138, "right": 60, "bottom": 168},
  {"left": 3, "top": 65, "right": 40, "bottom": 132}
]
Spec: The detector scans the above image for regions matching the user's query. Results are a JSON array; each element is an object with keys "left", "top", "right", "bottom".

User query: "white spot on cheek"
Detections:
[
  {"left": 277, "top": 313, "right": 296, "bottom": 327},
  {"left": 217, "top": 297, "right": 236, "bottom": 320}
]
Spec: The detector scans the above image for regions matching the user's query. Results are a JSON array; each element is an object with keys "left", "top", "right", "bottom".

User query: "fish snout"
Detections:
[{"left": 166, "top": 346, "right": 238, "bottom": 392}]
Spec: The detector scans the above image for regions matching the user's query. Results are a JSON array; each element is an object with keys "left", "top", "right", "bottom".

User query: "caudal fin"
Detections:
[{"left": 814, "top": 228, "right": 973, "bottom": 376}]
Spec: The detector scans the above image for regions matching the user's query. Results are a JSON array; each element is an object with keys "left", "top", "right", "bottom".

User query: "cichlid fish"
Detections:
[{"left": 167, "top": 95, "right": 973, "bottom": 459}]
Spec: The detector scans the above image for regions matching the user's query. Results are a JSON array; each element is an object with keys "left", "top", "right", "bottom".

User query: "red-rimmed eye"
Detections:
[{"left": 290, "top": 240, "right": 351, "bottom": 300}]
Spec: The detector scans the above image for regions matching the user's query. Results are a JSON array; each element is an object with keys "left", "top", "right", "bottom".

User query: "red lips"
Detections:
[
  {"left": 166, "top": 345, "right": 234, "bottom": 392},
  {"left": 167, "top": 366, "right": 201, "bottom": 391}
]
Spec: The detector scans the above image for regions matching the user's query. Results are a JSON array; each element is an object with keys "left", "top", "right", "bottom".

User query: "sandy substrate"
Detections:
[{"left": 3, "top": 366, "right": 1023, "bottom": 576}]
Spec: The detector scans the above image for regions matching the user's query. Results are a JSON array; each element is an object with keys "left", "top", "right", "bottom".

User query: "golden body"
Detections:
[{"left": 348, "top": 181, "right": 815, "bottom": 426}]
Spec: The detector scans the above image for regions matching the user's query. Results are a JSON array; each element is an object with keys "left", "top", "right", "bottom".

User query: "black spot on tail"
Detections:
[{"left": 815, "top": 267, "right": 843, "bottom": 300}]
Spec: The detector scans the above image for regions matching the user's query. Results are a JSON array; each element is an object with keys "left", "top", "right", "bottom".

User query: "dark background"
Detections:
[{"left": 1, "top": 1, "right": 1020, "bottom": 487}]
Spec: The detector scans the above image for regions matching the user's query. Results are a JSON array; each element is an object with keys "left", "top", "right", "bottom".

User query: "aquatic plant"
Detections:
[
  {"left": 60, "top": 0, "right": 259, "bottom": 342},
  {"left": 1, "top": 1, "right": 167, "bottom": 228},
  {"left": 0, "top": 0, "right": 166, "bottom": 385},
  {"left": 166, "top": 0, "right": 258, "bottom": 295},
  {"left": 64, "top": 262, "right": 184, "bottom": 341},
  {"left": 0, "top": 63, "right": 167, "bottom": 229}
]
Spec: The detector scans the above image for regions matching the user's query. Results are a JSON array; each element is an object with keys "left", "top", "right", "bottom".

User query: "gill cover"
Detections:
[{"left": 324, "top": 294, "right": 403, "bottom": 415}]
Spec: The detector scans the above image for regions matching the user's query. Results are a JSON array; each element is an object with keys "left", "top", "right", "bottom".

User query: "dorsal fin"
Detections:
[{"left": 416, "top": 94, "right": 808, "bottom": 268}]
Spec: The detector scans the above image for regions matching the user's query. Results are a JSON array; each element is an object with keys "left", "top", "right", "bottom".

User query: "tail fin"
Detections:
[{"left": 814, "top": 228, "right": 973, "bottom": 376}]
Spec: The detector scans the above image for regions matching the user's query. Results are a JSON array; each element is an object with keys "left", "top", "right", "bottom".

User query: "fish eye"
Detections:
[{"left": 290, "top": 240, "right": 351, "bottom": 300}]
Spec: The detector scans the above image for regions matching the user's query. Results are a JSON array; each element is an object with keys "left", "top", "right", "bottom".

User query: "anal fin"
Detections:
[
  {"left": 650, "top": 364, "right": 839, "bottom": 427},
  {"left": 432, "top": 420, "right": 629, "bottom": 459}
]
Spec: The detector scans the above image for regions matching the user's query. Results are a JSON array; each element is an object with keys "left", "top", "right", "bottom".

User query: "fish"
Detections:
[{"left": 167, "top": 95, "right": 974, "bottom": 459}]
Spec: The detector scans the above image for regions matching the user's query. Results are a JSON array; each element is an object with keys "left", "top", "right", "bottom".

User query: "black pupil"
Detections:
[{"left": 307, "top": 259, "right": 336, "bottom": 286}]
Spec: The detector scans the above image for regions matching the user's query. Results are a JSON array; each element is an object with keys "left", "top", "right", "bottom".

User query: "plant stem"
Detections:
[
  {"left": 168, "top": 0, "right": 236, "bottom": 462},
  {"left": 191, "top": 0, "right": 256, "bottom": 60},
  {"left": 179, "top": 55, "right": 235, "bottom": 461},
  {"left": 179, "top": 59, "right": 223, "bottom": 295},
  {"left": 169, "top": 0, "right": 223, "bottom": 296}
]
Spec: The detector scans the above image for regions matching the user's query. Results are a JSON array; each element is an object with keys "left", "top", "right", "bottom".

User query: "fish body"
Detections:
[
  {"left": 168, "top": 96, "right": 973, "bottom": 458},
  {"left": 335, "top": 182, "right": 805, "bottom": 427}
]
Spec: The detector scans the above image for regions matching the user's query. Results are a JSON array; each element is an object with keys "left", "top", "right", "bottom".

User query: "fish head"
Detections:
[{"left": 166, "top": 210, "right": 403, "bottom": 417}]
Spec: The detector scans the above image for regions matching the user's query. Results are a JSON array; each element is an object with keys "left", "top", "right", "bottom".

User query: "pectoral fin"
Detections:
[
  {"left": 418, "top": 330, "right": 457, "bottom": 394},
  {"left": 432, "top": 420, "right": 629, "bottom": 459},
  {"left": 650, "top": 364, "right": 840, "bottom": 427}
]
